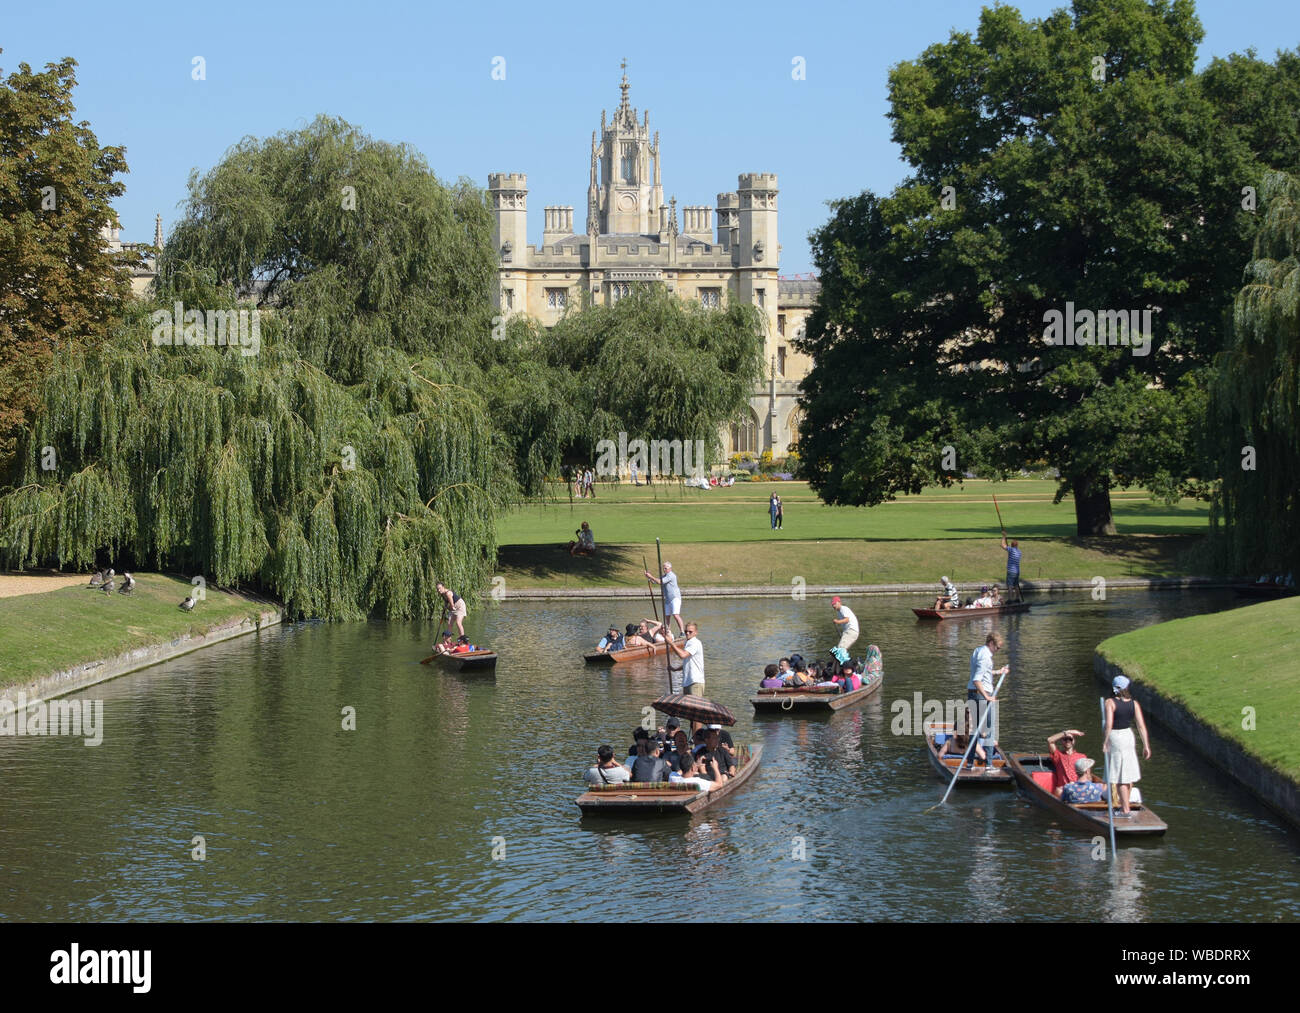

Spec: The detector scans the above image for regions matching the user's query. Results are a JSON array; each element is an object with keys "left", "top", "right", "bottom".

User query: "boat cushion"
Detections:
[
  {"left": 1031, "top": 771, "right": 1054, "bottom": 793},
  {"left": 585, "top": 781, "right": 702, "bottom": 792}
]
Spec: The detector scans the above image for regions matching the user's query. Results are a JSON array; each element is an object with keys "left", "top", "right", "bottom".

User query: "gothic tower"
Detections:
[{"left": 588, "top": 61, "right": 662, "bottom": 235}]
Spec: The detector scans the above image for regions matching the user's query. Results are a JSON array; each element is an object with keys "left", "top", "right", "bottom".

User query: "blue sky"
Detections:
[{"left": 5, "top": 0, "right": 1297, "bottom": 273}]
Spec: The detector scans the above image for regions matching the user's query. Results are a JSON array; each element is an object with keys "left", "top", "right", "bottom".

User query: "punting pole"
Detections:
[
  {"left": 993, "top": 493, "right": 1006, "bottom": 536},
  {"left": 1101, "top": 696, "right": 1116, "bottom": 858},
  {"left": 929, "top": 668, "right": 1009, "bottom": 811},
  {"left": 643, "top": 553, "right": 660, "bottom": 622},
  {"left": 655, "top": 537, "right": 673, "bottom": 695}
]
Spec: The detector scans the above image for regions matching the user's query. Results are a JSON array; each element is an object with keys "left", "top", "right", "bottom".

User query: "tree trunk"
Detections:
[{"left": 1072, "top": 473, "right": 1116, "bottom": 536}]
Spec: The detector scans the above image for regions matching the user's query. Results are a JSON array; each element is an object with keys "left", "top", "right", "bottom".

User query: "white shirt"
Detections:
[
  {"left": 669, "top": 772, "right": 713, "bottom": 791},
  {"left": 682, "top": 636, "right": 704, "bottom": 688},
  {"left": 968, "top": 645, "right": 994, "bottom": 695},
  {"left": 837, "top": 605, "right": 859, "bottom": 634}
]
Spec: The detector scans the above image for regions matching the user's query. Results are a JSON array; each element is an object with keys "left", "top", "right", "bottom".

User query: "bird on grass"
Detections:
[
  {"left": 118, "top": 573, "right": 135, "bottom": 595},
  {"left": 179, "top": 594, "right": 196, "bottom": 612},
  {"left": 101, "top": 574, "right": 115, "bottom": 594},
  {"left": 88, "top": 568, "right": 114, "bottom": 588}
]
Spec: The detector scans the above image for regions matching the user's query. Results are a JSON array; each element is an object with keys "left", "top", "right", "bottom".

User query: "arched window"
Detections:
[
  {"left": 786, "top": 407, "right": 804, "bottom": 451},
  {"left": 730, "top": 409, "right": 759, "bottom": 453}
]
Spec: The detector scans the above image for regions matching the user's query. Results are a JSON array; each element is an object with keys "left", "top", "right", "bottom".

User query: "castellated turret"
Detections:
[
  {"left": 737, "top": 173, "right": 777, "bottom": 268},
  {"left": 489, "top": 173, "right": 528, "bottom": 267}
]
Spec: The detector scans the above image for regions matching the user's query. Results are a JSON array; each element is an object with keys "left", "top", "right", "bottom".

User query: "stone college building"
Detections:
[{"left": 489, "top": 67, "right": 818, "bottom": 459}]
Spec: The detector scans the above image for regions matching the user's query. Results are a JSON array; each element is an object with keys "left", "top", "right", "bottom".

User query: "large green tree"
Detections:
[
  {"left": 797, "top": 0, "right": 1279, "bottom": 535},
  {"left": 1210, "top": 171, "right": 1300, "bottom": 576},
  {"left": 0, "top": 54, "right": 141, "bottom": 466}
]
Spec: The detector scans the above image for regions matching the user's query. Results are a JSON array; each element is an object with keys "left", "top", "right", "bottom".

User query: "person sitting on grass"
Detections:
[
  {"left": 567, "top": 521, "right": 596, "bottom": 557},
  {"left": 584, "top": 745, "right": 631, "bottom": 786},
  {"left": 1058, "top": 757, "right": 1108, "bottom": 802}
]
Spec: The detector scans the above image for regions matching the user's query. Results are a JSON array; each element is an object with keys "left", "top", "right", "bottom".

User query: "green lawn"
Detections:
[
  {"left": 500, "top": 478, "right": 1208, "bottom": 544},
  {"left": 497, "top": 479, "right": 1209, "bottom": 589},
  {"left": 0, "top": 574, "right": 272, "bottom": 690},
  {"left": 1096, "top": 597, "right": 1300, "bottom": 782}
]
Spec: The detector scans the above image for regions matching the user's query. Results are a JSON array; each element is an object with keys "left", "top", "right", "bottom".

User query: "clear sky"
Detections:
[{"left": 4, "top": 0, "right": 1297, "bottom": 274}]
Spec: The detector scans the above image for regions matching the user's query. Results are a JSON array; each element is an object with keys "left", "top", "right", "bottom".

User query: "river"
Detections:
[{"left": 1, "top": 589, "right": 1297, "bottom": 921}]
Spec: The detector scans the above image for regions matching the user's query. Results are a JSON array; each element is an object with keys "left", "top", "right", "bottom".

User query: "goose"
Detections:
[
  {"left": 118, "top": 573, "right": 135, "bottom": 595},
  {"left": 101, "top": 575, "right": 115, "bottom": 594},
  {"left": 179, "top": 594, "right": 196, "bottom": 612}
]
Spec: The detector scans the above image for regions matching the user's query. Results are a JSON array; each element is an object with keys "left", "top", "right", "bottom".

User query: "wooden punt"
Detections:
[
  {"left": 1005, "top": 751, "right": 1167, "bottom": 836},
  {"left": 751, "top": 672, "right": 883, "bottom": 713},
  {"left": 923, "top": 722, "right": 1013, "bottom": 785},
  {"left": 421, "top": 649, "right": 498, "bottom": 672},
  {"left": 583, "top": 641, "right": 670, "bottom": 666},
  {"left": 1231, "top": 583, "right": 1298, "bottom": 600},
  {"left": 576, "top": 744, "right": 763, "bottom": 816},
  {"left": 912, "top": 602, "right": 1031, "bottom": 620}
]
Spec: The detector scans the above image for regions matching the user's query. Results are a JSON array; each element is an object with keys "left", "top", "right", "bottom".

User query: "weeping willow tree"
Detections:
[
  {"left": 1210, "top": 170, "right": 1300, "bottom": 576},
  {"left": 0, "top": 300, "right": 508, "bottom": 620},
  {"left": 485, "top": 285, "right": 767, "bottom": 493},
  {"left": 159, "top": 115, "right": 497, "bottom": 384}
]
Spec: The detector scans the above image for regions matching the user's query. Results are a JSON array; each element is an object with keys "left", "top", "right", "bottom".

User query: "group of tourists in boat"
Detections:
[
  {"left": 593, "top": 618, "right": 669, "bottom": 653},
  {"left": 582, "top": 719, "right": 738, "bottom": 791},
  {"left": 757, "top": 653, "right": 865, "bottom": 693},
  {"left": 932, "top": 576, "right": 1006, "bottom": 611}
]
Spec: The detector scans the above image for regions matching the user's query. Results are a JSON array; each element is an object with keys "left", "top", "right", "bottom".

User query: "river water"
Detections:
[{"left": 1, "top": 590, "right": 1297, "bottom": 921}]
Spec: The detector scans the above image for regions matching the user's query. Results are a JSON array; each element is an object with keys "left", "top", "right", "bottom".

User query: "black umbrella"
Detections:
[{"left": 651, "top": 693, "right": 737, "bottom": 727}]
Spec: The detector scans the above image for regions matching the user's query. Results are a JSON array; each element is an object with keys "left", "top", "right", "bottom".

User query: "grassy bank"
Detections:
[
  {"left": 498, "top": 536, "right": 1202, "bottom": 590},
  {"left": 0, "top": 574, "right": 271, "bottom": 690},
  {"left": 1096, "top": 597, "right": 1300, "bottom": 782},
  {"left": 497, "top": 479, "right": 1206, "bottom": 589}
]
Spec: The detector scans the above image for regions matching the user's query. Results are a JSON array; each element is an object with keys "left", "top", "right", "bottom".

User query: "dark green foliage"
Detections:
[
  {"left": 798, "top": 2, "right": 1291, "bottom": 536},
  {"left": 0, "top": 306, "right": 505, "bottom": 620},
  {"left": 1210, "top": 171, "right": 1300, "bottom": 575}
]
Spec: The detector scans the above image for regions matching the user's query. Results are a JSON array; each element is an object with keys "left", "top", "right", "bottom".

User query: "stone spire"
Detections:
[
  {"left": 618, "top": 58, "right": 630, "bottom": 118},
  {"left": 154, "top": 214, "right": 164, "bottom": 249}
]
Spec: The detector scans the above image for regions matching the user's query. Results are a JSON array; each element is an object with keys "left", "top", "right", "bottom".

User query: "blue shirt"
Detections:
[
  {"left": 598, "top": 635, "right": 624, "bottom": 652},
  {"left": 968, "top": 645, "right": 994, "bottom": 694},
  {"left": 661, "top": 571, "right": 680, "bottom": 606},
  {"left": 1004, "top": 545, "right": 1021, "bottom": 576}
]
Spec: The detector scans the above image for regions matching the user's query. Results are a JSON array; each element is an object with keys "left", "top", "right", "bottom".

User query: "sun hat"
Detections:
[
  {"left": 1112, "top": 675, "right": 1131, "bottom": 692},
  {"left": 831, "top": 595, "right": 842, "bottom": 606},
  {"left": 1075, "top": 757, "right": 1095, "bottom": 774}
]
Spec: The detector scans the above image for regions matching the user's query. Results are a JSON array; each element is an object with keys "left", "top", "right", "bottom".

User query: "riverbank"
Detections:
[
  {"left": 1095, "top": 596, "right": 1300, "bottom": 830},
  {"left": 0, "top": 573, "right": 281, "bottom": 701},
  {"left": 497, "top": 535, "right": 1205, "bottom": 591}
]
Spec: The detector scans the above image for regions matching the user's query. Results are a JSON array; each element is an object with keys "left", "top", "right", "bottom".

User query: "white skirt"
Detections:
[{"left": 1106, "top": 727, "right": 1141, "bottom": 784}]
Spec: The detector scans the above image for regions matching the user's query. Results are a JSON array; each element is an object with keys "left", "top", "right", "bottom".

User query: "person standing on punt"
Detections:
[
  {"left": 1001, "top": 533, "right": 1022, "bottom": 602},
  {"left": 1102, "top": 675, "right": 1151, "bottom": 818},
  {"left": 831, "top": 595, "right": 859, "bottom": 653},
  {"left": 437, "top": 582, "right": 468, "bottom": 638},
  {"left": 966, "top": 633, "right": 1008, "bottom": 765},
  {"left": 665, "top": 622, "right": 705, "bottom": 729},
  {"left": 644, "top": 562, "right": 686, "bottom": 634}
]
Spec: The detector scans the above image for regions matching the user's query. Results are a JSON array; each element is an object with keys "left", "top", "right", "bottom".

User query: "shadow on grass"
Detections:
[{"left": 498, "top": 543, "right": 643, "bottom": 585}]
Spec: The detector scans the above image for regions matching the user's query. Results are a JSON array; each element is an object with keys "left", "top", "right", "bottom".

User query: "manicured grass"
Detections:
[
  {"left": 1096, "top": 597, "right": 1300, "bottom": 782},
  {"left": 496, "top": 478, "right": 1207, "bottom": 589},
  {"left": 0, "top": 574, "right": 271, "bottom": 690},
  {"left": 498, "top": 536, "right": 1201, "bottom": 590},
  {"left": 499, "top": 478, "right": 1209, "bottom": 544}
]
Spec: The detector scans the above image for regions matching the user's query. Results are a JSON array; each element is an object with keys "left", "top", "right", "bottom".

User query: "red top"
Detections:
[{"left": 1051, "top": 750, "right": 1089, "bottom": 790}]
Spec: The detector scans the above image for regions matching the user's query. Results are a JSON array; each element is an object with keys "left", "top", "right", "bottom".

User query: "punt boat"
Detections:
[
  {"left": 576, "top": 744, "right": 763, "bottom": 816},
  {"left": 923, "top": 721, "right": 1013, "bottom": 785},
  {"left": 1005, "top": 751, "right": 1167, "bottom": 836}
]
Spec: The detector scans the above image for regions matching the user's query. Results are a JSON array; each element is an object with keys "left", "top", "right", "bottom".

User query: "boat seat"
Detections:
[{"left": 1031, "top": 771, "right": 1054, "bottom": 793}]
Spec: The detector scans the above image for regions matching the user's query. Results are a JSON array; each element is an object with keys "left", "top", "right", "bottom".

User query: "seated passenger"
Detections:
[
  {"left": 451, "top": 635, "right": 475, "bottom": 653},
  {"left": 628, "top": 737, "right": 670, "bottom": 783},
  {"left": 776, "top": 657, "right": 792, "bottom": 680},
  {"left": 701, "top": 727, "right": 735, "bottom": 780},
  {"left": 973, "top": 586, "right": 995, "bottom": 608},
  {"left": 669, "top": 752, "right": 714, "bottom": 791},
  {"left": 583, "top": 744, "right": 631, "bottom": 786},
  {"left": 626, "top": 726, "right": 650, "bottom": 767},
  {"left": 1058, "top": 757, "right": 1108, "bottom": 802},
  {"left": 596, "top": 625, "right": 625, "bottom": 653},
  {"left": 834, "top": 662, "right": 862, "bottom": 693},
  {"left": 760, "top": 663, "right": 784, "bottom": 689},
  {"left": 934, "top": 576, "right": 960, "bottom": 611},
  {"left": 640, "top": 619, "right": 668, "bottom": 644},
  {"left": 433, "top": 631, "right": 456, "bottom": 655}
]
